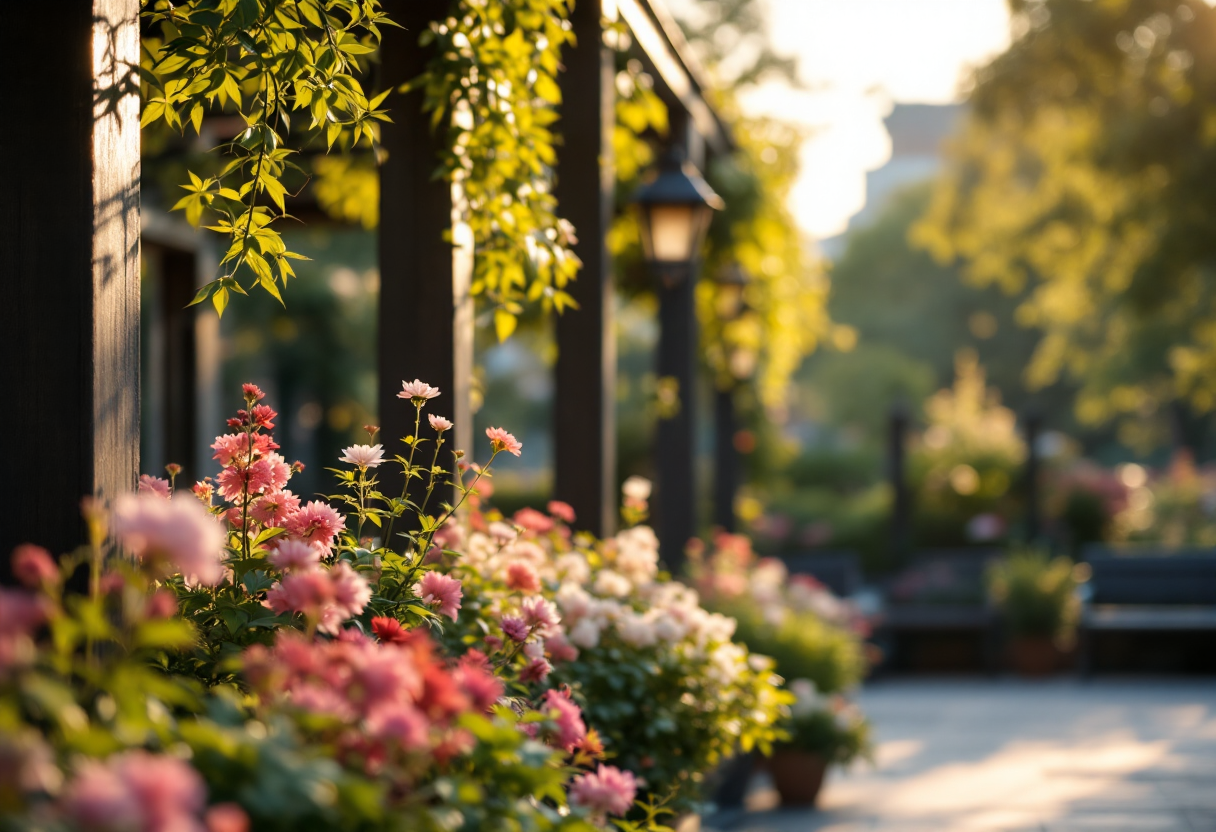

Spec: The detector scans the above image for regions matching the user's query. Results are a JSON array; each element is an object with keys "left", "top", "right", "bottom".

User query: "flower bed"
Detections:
[{"left": 1, "top": 382, "right": 792, "bottom": 831}]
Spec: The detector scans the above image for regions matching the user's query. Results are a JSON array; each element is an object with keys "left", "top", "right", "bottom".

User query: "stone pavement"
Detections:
[{"left": 707, "top": 678, "right": 1216, "bottom": 832}]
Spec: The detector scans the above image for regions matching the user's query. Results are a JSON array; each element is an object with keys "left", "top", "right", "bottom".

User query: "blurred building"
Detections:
[{"left": 819, "top": 103, "right": 964, "bottom": 260}]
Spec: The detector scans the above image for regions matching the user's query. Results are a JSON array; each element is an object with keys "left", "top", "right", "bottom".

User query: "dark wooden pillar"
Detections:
[
  {"left": 378, "top": 0, "right": 474, "bottom": 510},
  {"left": 654, "top": 272, "right": 698, "bottom": 571},
  {"left": 888, "top": 403, "right": 911, "bottom": 567},
  {"left": 713, "top": 385, "right": 738, "bottom": 532},
  {"left": 161, "top": 249, "right": 200, "bottom": 479},
  {"left": 1023, "top": 410, "right": 1042, "bottom": 543},
  {"left": 0, "top": 0, "right": 140, "bottom": 571},
  {"left": 554, "top": 0, "right": 616, "bottom": 537}
]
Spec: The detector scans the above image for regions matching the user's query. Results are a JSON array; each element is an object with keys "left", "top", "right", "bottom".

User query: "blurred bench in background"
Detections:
[
  {"left": 878, "top": 549, "right": 1003, "bottom": 673},
  {"left": 779, "top": 550, "right": 863, "bottom": 597},
  {"left": 1078, "top": 548, "right": 1216, "bottom": 676}
]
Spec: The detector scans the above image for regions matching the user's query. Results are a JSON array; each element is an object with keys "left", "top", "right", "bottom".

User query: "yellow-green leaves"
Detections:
[
  {"left": 140, "top": 0, "right": 394, "bottom": 314},
  {"left": 419, "top": 0, "right": 581, "bottom": 340}
]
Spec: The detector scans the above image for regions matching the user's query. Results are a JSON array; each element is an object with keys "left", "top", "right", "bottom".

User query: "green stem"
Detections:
[{"left": 382, "top": 403, "right": 423, "bottom": 552}]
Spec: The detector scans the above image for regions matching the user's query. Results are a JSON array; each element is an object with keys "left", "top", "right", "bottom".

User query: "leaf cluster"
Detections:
[{"left": 140, "top": 0, "right": 395, "bottom": 314}]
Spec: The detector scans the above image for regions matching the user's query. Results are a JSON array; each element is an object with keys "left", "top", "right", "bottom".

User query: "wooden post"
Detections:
[
  {"left": 713, "top": 385, "right": 738, "bottom": 532},
  {"left": 554, "top": 0, "right": 617, "bottom": 537},
  {"left": 655, "top": 270, "right": 698, "bottom": 571},
  {"left": 377, "top": 0, "right": 474, "bottom": 513},
  {"left": 0, "top": 0, "right": 141, "bottom": 572},
  {"left": 1023, "top": 410, "right": 1042, "bottom": 543},
  {"left": 888, "top": 403, "right": 911, "bottom": 567}
]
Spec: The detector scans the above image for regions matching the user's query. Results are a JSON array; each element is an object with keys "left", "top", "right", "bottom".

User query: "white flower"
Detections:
[
  {"left": 568, "top": 618, "right": 602, "bottom": 649},
  {"left": 615, "top": 526, "right": 660, "bottom": 584},
  {"left": 488, "top": 521, "right": 518, "bottom": 545},
  {"left": 556, "top": 583, "right": 594, "bottom": 622},
  {"left": 622, "top": 476, "right": 651, "bottom": 501},
  {"left": 652, "top": 613, "right": 687, "bottom": 643},
  {"left": 616, "top": 613, "right": 657, "bottom": 648},
  {"left": 555, "top": 552, "right": 591, "bottom": 585},
  {"left": 398, "top": 379, "right": 441, "bottom": 400},
  {"left": 593, "top": 569, "right": 632, "bottom": 598},
  {"left": 339, "top": 444, "right": 385, "bottom": 468}
]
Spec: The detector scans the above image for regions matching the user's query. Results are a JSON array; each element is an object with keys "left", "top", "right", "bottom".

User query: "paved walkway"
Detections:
[{"left": 710, "top": 678, "right": 1216, "bottom": 832}]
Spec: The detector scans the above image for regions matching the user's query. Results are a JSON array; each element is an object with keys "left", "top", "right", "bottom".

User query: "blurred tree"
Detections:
[{"left": 914, "top": 0, "right": 1216, "bottom": 453}]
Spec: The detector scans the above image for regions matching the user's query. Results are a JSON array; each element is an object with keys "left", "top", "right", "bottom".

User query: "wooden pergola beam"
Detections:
[{"left": 0, "top": 0, "right": 141, "bottom": 572}]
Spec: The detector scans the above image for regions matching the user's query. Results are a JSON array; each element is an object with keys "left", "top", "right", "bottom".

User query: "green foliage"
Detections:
[
  {"left": 914, "top": 0, "right": 1216, "bottom": 440},
  {"left": 778, "top": 704, "right": 871, "bottom": 766},
  {"left": 716, "top": 601, "right": 866, "bottom": 696},
  {"left": 417, "top": 0, "right": 581, "bottom": 339},
  {"left": 988, "top": 549, "right": 1081, "bottom": 641},
  {"left": 140, "top": 0, "right": 394, "bottom": 314}
]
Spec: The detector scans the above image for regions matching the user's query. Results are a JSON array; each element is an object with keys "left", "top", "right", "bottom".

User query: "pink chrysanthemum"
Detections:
[
  {"left": 11, "top": 545, "right": 57, "bottom": 589},
  {"left": 500, "top": 615, "right": 529, "bottom": 643},
  {"left": 331, "top": 561, "right": 372, "bottom": 619},
  {"left": 547, "top": 500, "right": 576, "bottom": 524},
  {"left": 454, "top": 651, "right": 504, "bottom": 712},
  {"left": 398, "top": 379, "right": 441, "bottom": 401},
  {"left": 542, "top": 688, "right": 587, "bottom": 752},
  {"left": 138, "top": 474, "right": 172, "bottom": 499},
  {"left": 546, "top": 631, "right": 580, "bottom": 664},
  {"left": 415, "top": 571, "right": 463, "bottom": 622},
  {"left": 520, "top": 656, "right": 552, "bottom": 683},
  {"left": 428, "top": 414, "right": 453, "bottom": 433},
  {"left": 191, "top": 480, "right": 214, "bottom": 505},
  {"left": 265, "top": 565, "right": 367, "bottom": 636},
  {"left": 242, "top": 383, "right": 265, "bottom": 401},
  {"left": 112, "top": 494, "right": 227, "bottom": 587},
  {"left": 520, "top": 596, "right": 561, "bottom": 638},
  {"left": 267, "top": 539, "right": 323, "bottom": 572},
  {"left": 63, "top": 750, "right": 208, "bottom": 832},
  {"left": 284, "top": 500, "right": 345, "bottom": 550},
  {"left": 513, "top": 507, "right": 553, "bottom": 534},
  {"left": 485, "top": 426, "right": 523, "bottom": 457},
  {"left": 339, "top": 444, "right": 385, "bottom": 469},
  {"left": 250, "top": 489, "right": 300, "bottom": 528},
  {"left": 505, "top": 561, "right": 541, "bottom": 593},
  {"left": 570, "top": 764, "right": 638, "bottom": 817}
]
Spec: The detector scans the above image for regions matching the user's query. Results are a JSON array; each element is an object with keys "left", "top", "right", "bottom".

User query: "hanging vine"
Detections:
[
  {"left": 415, "top": 0, "right": 580, "bottom": 341},
  {"left": 140, "top": 0, "right": 394, "bottom": 315}
]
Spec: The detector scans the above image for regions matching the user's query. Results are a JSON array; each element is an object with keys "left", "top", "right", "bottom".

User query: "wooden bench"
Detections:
[
  {"left": 779, "top": 550, "right": 863, "bottom": 597},
  {"left": 1078, "top": 550, "right": 1216, "bottom": 676},
  {"left": 878, "top": 549, "right": 1003, "bottom": 673}
]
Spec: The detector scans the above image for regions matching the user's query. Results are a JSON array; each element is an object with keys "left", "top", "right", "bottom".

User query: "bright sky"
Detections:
[{"left": 736, "top": 0, "right": 1012, "bottom": 239}]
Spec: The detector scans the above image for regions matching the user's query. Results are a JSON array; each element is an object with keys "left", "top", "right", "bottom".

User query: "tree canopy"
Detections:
[{"left": 914, "top": 0, "right": 1216, "bottom": 449}]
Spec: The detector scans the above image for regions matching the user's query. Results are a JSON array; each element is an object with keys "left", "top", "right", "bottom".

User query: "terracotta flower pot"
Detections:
[
  {"left": 768, "top": 749, "right": 828, "bottom": 807},
  {"left": 1010, "top": 636, "right": 1060, "bottom": 677}
]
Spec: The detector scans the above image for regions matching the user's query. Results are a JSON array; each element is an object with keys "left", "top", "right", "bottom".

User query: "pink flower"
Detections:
[
  {"left": 454, "top": 651, "right": 504, "bottom": 711},
  {"left": 486, "top": 427, "right": 523, "bottom": 457},
  {"left": 250, "top": 490, "right": 300, "bottom": 528},
  {"left": 398, "top": 379, "right": 441, "bottom": 401},
  {"left": 112, "top": 494, "right": 227, "bottom": 587},
  {"left": 428, "top": 414, "right": 453, "bottom": 433},
  {"left": 250, "top": 404, "right": 276, "bottom": 429},
  {"left": 514, "top": 507, "right": 553, "bottom": 534},
  {"left": 505, "top": 561, "right": 541, "bottom": 593},
  {"left": 11, "top": 545, "right": 57, "bottom": 589},
  {"left": 0, "top": 588, "right": 48, "bottom": 672},
  {"left": 339, "top": 444, "right": 385, "bottom": 468},
  {"left": 205, "top": 804, "right": 249, "bottom": 832},
  {"left": 210, "top": 433, "right": 253, "bottom": 466},
  {"left": 365, "top": 702, "right": 429, "bottom": 748},
  {"left": 520, "top": 596, "right": 561, "bottom": 638},
  {"left": 542, "top": 688, "right": 587, "bottom": 752},
  {"left": 570, "top": 764, "right": 638, "bottom": 817},
  {"left": 546, "top": 631, "right": 580, "bottom": 663},
  {"left": 501, "top": 615, "right": 529, "bottom": 643},
  {"left": 520, "top": 656, "right": 552, "bottom": 683},
  {"left": 259, "top": 453, "right": 291, "bottom": 492},
  {"left": 330, "top": 562, "right": 372, "bottom": 619},
  {"left": 548, "top": 501, "right": 576, "bottom": 524},
  {"left": 284, "top": 500, "right": 345, "bottom": 550},
  {"left": 242, "top": 383, "right": 265, "bottom": 401},
  {"left": 264, "top": 564, "right": 366, "bottom": 636},
  {"left": 138, "top": 475, "right": 172, "bottom": 499},
  {"left": 415, "top": 572, "right": 463, "bottom": 622},
  {"left": 63, "top": 750, "right": 208, "bottom": 832},
  {"left": 145, "top": 589, "right": 178, "bottom": 619},
  {"left": 267, "top": 539, "right": 323, "bottom": 572},
  {"left": 191, "top": 480, "right": 214, "bottom": 505}
]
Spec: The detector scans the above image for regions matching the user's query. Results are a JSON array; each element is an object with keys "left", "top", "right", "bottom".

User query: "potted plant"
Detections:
[
  {"left": 768, "top": 680, "right": 871, "bottom": 806},
  {"left": 988, "top": 549, "right": 1081, "bottom": 676}
]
